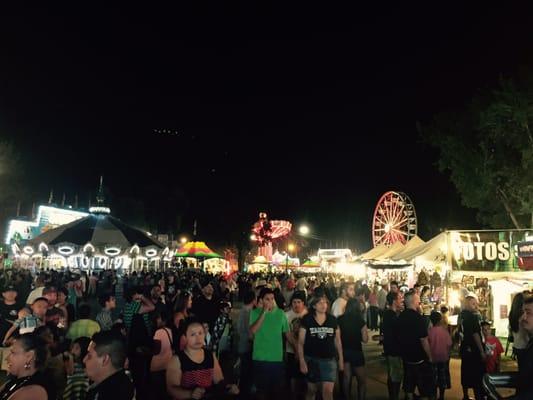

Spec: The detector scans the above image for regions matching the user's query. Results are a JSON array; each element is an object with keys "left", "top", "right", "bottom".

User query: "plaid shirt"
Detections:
[{"left": 14, "top": 315, "right": 42, "bottom": 334}]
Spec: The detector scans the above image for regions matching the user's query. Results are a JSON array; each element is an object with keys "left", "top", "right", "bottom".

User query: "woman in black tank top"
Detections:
[
  {"left": 0, "top": 333, "right": 53, "bottom": 400},
  {"left": 166, "top": 318, "right": 238, "bottom": 399}
]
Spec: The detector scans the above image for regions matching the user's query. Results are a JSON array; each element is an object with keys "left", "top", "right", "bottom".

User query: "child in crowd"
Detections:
[
  {"left": 428, "top": 311, "right": 452, "bottom": 400},
  {"left": 3, "top": 297, "right": 48, "bottom": 344},
  {"left": 482, "top": 321, "right": 504, "bottom": 373},
  {"left": 63, "top": 336, "right": 91, "bottom": 400}
]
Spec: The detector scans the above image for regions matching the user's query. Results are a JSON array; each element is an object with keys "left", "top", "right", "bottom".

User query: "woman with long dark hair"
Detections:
[
  {"left": 338, "top": 298, "right": 368, "bottom": 400},
  {"left": 508, "top": 291, "right": 531, "bottom": 369},
  {"left": 298, "top": 294, "right": 344, "bottom": 400},
  {"left": 0, "top": 333, "right": 53, "bottom": 400},
  {"left": 173, "top": 292, "right": 193, "bottom": 351}
]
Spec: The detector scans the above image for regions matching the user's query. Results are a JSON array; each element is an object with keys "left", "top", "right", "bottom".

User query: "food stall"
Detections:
[{"left": 446, "top": 230, "right": 533, "bottom": 337}]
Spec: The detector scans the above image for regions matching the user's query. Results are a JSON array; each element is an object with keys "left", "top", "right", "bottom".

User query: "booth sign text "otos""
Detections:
[{"left": 453, "top": 241, "right": 511, "bottom": 262}]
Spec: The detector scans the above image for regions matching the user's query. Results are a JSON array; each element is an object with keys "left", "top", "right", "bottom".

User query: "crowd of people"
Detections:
[{"left": 0, "top": 266, "right": 529, "bottom": 400}]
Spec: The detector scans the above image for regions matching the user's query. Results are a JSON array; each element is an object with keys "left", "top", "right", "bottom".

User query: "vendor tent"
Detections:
[
  {"left": 390, "top": 235, "right": 425, "bottom": 261},
  {"left": 175, "top": 241, "right": 222, "bottom": 258},
  {"left": 375, "top": 241, "right": 405, "bottom": 261},
  {"left": 393, "top": 232, "right": 447, "bottom": 263},
  {"left": 360, "top": 244, "right": 389, "bottom": 260}
]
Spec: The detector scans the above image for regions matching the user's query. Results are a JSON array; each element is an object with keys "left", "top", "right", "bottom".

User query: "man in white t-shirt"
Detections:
[
  {"left": 331, "top": 281, "right": 355, "bottom": 317},
  {"left": 285, "top": 291, "right": 307, "bottom": 395}
]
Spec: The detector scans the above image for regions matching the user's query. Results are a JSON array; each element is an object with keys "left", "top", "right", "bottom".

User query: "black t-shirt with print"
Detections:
[
  {"left": 301, "top": 313, "right": 338, "bottom": 359},
  {"left": 0, "top": 301, "right": 19, "bottom": 343},
  {"left": 397, "top": 308, "right": 428, "bottom": 363}
]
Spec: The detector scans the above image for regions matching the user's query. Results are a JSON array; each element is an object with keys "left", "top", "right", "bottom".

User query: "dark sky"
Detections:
[{"left": 1, "top": 4, "right": 532, "bottom": 250}]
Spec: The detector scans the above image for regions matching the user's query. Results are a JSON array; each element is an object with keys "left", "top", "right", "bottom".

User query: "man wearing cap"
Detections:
[
  {"left": 0, "top": 286, "right": 19, "bottom": 340},
  {"left": 191, "top": 281, "right": 219, "bottom": 333},
  {"left": 0, "top": 285, "right": 19, "bottom": 370},
  {"left": 459, "top": 295, "right": 485, "bottom": 400}
]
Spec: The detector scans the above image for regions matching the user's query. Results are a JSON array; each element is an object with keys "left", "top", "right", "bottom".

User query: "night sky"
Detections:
[{"left": 1, "top": 5, "right": 532, "bottom": 251}]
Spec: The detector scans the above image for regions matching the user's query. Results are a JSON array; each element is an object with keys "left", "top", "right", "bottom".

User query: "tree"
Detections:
[{"left": 420, "top": 78, "right": 533, "bottom": 229}]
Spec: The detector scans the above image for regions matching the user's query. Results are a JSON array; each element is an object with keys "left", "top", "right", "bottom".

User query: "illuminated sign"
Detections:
[
  {"left": 5, "top": 205, "right": 88, "bottom": 245},
  {"left": 450, "top": 230, "right": 533, "bottom": 272}
]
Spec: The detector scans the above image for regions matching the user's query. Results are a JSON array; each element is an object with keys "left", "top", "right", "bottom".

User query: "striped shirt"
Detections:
[
  {"left": 123, "top": 301, "right": 150, "bottom": 333},
  {"left": 95, "top": 309, "right": 113, "bottom": 331},
  {"left": 63, "top": 364, "right": 89, "bottom": 400}
]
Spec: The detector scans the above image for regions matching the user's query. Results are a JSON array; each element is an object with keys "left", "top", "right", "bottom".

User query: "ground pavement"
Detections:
[{"left": 361, "top": 330, "right": 517, "bottom": 400}]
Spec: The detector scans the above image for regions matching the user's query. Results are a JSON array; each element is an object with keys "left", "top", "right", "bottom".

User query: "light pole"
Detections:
[{"left": 286, "top": 243, "right": 295, "bottom": 272}]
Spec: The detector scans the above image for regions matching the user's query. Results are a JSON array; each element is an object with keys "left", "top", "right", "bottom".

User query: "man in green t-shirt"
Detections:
[{"left": 249, "top": 287, "right": 290, "bottom": 399}]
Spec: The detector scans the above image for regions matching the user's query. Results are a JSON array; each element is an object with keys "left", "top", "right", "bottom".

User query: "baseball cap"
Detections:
[{"left": 2, "top": 285, "right": 17, "bottom": 293}]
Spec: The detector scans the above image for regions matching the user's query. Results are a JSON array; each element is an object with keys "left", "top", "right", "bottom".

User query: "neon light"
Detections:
[
  {"left": 83, "top": 243, "right": 95, "bottom": 253},
  {"left": 58, "top": 246, "right": 74, "bottom": 256},
  {"left": 38, "top": 243, "right": 48, "bottom": 252},
  {"left": 145, "top": 249, "right": 158, "bottom": 257},
  {"left": 89, "top": 206, "right": 111, "bottom": 214},
  {"left": 129, "top": 245, "right": 140, "bottom": 254},
  {"left": 11, "top": 244, "right": 20, "bottom": 254},
  {"left": 23, "top": 246, "right": 34, "bottom": 255},
  {"left": 104, "top": 247, "right": 121, "bottom": 256}
]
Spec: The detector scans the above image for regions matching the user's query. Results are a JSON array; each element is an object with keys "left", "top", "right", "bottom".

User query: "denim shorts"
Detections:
[{"left": 305, "top": 356, "right": 337, "bottom": 383}]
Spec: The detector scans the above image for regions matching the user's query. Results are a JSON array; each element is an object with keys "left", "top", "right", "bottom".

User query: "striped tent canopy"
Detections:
[
  {"left": 175, "top": 241, "right": 222, "bottom": 259},
  {"left": 301, "top": 259, "right": 321, "bottom": 268},
  {"left": 29, "top": 214, "right": 163, "bottom": 249}
]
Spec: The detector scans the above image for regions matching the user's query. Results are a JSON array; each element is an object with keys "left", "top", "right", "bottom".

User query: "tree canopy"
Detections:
[{"left": 421, "top": 78, "right": 533, "bottom": 229}]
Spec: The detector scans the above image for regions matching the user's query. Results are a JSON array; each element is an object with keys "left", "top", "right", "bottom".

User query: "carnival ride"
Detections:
[
  {"left": 372, "top": 191, "right": 417, "bottom": 247},
  {"left": 251, "top": 212, "right": 292, "bottom": 261}
]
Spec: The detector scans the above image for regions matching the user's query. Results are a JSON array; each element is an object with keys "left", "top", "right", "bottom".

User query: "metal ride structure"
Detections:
[
  {"left": 251, "top": 212, "right": 292, "bottom": 261},
  {"left": 372, "top": 191, "right": 417, "bottom": 247}
]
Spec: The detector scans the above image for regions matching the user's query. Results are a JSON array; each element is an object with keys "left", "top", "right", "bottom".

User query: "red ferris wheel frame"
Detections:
[{"left": 372, "top": 191, "right": 417, "bottom": 247}]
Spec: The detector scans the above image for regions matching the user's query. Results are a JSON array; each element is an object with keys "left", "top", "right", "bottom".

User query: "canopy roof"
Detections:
[
  {"left": 29, "top": 214, "right": 163, "bottom": 249},
  {"left": 390, "top": 235, "right": 426, "bottom": 261},
  {"left": 360, "top": 244, "right": 389, "bottom": 260},
  {"left": 301, "top": 259, "right": 321, "bottom": 267},
  {"left": 175, "top": 241, "right": 221, "bottom": 258},
  {"left": 375, "top": 241, "right": 405, "bottom": 261},
  {"left": 392, "top": 232, "right": 446, "bottom": 262}
]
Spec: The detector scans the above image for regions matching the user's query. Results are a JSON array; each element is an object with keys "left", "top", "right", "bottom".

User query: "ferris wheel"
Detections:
[{"left": 372, "top": 191, "right": 417, "bottom": 247}]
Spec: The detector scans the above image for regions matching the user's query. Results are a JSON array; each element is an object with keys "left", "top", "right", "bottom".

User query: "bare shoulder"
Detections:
[{"left": 9, "top": 384, "right": 47, "bottom": 400}]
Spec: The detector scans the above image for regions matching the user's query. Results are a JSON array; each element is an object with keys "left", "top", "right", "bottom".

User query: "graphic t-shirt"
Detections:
[
  {"left": 0, "top": 302, "right": 19, "bottom": 343},
  {"left": 301, "top": 313, "right": 338, "bottom": 359},
  {"left": 249, "top": 307, "right": 289, "bottom": 362},
  {"left": 485, "top": 336, "right": 504, "bottom": 373}
]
